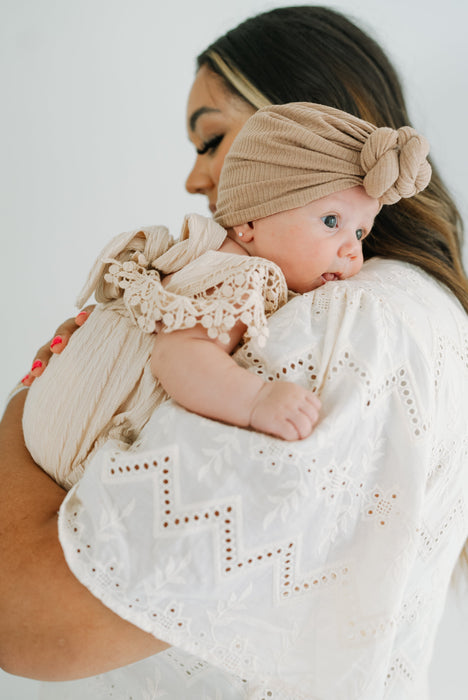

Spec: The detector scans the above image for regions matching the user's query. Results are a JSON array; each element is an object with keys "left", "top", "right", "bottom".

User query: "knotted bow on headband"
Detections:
[{"left": 214, "top": 102, "right": 431, "bottom": 228}]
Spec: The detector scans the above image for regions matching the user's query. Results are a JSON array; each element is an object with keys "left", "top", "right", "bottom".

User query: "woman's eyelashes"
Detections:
[{"left": 196, "top": 134, "right": 224, "bottom": 156}]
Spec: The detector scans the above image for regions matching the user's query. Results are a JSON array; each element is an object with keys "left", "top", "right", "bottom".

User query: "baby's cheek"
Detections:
[{"left": 355, "top": 258, "right": 364, "bottom": 275}]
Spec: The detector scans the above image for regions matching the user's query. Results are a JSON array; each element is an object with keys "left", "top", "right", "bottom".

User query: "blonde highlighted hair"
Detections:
[{"left": 206, "top": 51, "right": 271, "bottom": 110}]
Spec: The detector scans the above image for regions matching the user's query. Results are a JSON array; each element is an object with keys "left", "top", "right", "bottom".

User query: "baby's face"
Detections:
[{"left": 243, "top": 186, "right": 379, "bottom": 294}]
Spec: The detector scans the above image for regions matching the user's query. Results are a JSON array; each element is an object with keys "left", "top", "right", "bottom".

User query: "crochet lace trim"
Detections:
[{"left": 104, "top": 251, "right": 288, "bottom": 346}]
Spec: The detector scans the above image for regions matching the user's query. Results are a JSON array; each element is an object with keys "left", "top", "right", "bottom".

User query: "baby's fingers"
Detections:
[
  {"left": 287, "top": 410, "right": 316, "bottom": 440},
  {"left": 283, "top": 394, "right": 321, "bottom": 440},
  {"left": 305, "top": 392, "right": 321, "bottom": 412},
  {"left": 302, "top": 393, "right": 321, "bottom": 426}
]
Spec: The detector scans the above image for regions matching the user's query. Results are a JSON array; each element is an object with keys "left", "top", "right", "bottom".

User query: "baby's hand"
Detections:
[{"left": 249, "top": 381, "right": 321, "bottom": 441}]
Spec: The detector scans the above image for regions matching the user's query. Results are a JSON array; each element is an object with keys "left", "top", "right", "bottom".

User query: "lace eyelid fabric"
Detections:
[
  {"left": 22, "top": 213, "right": 288, "bottom": 489},
  {"left": 51, "top": 258, "right": 468, "bottom": 699}
]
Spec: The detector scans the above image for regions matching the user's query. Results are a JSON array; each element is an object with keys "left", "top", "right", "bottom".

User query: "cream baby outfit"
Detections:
[{"left": 23, "top": 213, "right": 287, "bottom": 489}]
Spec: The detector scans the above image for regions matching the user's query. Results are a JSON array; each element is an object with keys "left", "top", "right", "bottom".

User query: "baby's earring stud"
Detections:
[{"left": 238, "top": 232, "right": 244, "bottom": 238}]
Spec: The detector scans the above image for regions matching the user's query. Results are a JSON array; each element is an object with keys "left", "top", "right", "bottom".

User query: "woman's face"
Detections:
[{"left": 185, "top": 66, "right": 256, "bottom": 215}]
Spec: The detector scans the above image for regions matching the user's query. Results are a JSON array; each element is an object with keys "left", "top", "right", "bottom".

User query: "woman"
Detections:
[{"left": 1, "top": 6, "right": 467, "bottom": 698}]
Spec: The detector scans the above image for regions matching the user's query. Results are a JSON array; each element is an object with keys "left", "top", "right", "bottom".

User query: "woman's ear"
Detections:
[{"left": 232, "top": 222, "right": 255, "bottom": 242}]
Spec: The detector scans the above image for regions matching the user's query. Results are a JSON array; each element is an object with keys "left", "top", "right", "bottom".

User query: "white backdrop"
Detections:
[{"left": 1, "top": 1, "right": 467, "bottom": 697}]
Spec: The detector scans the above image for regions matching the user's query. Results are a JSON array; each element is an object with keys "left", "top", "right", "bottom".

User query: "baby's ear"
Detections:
[{"left": 232, "top": 222, "right": 255, "bottom": 242}]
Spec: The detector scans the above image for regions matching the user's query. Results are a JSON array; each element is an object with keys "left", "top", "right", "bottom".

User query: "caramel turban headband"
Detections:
[{"left": 214, "top": 102, "right": 431, "bottom": 228}]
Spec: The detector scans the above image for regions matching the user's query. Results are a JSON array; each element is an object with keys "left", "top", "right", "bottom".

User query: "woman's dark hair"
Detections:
[{"left": 197, "top": 5, "right": 468, "bottom": 313}]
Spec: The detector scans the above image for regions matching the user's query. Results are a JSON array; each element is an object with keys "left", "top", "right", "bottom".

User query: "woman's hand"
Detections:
[
  {"left": 249, "top": 381, "right": 321, "bottom": 441},
  {"left": 21, "top": 305, "right": 95, "bottom": 386}
]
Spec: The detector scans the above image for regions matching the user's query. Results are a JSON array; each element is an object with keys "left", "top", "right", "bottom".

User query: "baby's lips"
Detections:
[{"left": 322, "top": 272, "right": 340, "bottom": 282}]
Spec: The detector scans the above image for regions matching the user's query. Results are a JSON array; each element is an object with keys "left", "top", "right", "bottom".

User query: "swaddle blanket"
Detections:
[{"left": 23, "top": 213, "right": 287, "bottom": 488}]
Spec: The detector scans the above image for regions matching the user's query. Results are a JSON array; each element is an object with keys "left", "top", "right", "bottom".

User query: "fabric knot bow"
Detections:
[
  {"left": 76, "top": 214, "right": 226, "bottom": 309},
  {"left": 361, "top": 126, "right": 431, "bottom": 205},
  {"left": 76, "top": 225, "right": 173, "bottom": 307}
]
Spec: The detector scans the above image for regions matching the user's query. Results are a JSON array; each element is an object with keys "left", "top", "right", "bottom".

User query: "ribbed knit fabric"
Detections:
[{"left": 214, "top": 103, "right": 431, "bottom": 228}]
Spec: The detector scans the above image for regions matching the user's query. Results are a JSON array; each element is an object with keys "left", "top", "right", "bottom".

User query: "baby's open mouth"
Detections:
[{"left": 321, "top": 272, "right": 341, "bottom": 282}]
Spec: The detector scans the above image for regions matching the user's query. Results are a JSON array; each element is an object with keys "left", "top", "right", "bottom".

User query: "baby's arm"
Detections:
[{"left": 151, "top": 323, "right": 320, "bottom": 441}]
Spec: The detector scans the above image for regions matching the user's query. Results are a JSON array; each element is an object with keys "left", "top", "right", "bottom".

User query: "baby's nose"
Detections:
[{"left": 338, "top": 233, "right": 361, "bottom": 259}]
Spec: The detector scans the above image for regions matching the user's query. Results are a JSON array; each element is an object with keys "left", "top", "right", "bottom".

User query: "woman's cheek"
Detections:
[
  {"left": 212, "top": 147, "right": 230, "bottom": 187},
  {"left": 213, "top": 134, "right": 240, "bottom": 186}
]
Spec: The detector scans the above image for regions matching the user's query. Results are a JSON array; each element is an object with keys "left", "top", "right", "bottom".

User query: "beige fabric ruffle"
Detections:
[{"left": 23, "top": 213, "right": 287, "bottom": 489}]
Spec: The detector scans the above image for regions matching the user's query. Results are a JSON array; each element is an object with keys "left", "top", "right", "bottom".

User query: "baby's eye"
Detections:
[
  {"left": 355, "top": 229, "right": 363, "bottom": 241},
  {"left": 321, "top": 215, "right": 338, "bottom": 229}
]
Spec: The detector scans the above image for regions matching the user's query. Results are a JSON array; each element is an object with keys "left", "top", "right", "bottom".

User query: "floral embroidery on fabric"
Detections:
[
  {"left": 363, "top": 487, "right": 399, "bottom": 527},
  {"left": 56, "top": 259, "right": 468, "bottom": 699}
]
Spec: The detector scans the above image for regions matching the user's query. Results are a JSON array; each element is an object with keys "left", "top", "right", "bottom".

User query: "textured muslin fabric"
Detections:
[
  {"left": 214, "top": 102, "right": 431, "bottom": 228},
  {"left": 51, "top": 257, "right": 468, "bottom": 699},
  {"left": 22, "top": 213, "right": 287, "bottom": 489}
]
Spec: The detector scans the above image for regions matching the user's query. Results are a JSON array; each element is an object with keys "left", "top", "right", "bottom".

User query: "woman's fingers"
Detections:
[
  {"left": 75, "top": 306, "right": 94, "bottom": 327},
  {"left": 21, "top": 305, "right": 95, "bottom": 386},
  {"left": 50, "top": 305, "right": 95, "bottom": 353},
  {"left": 20, "top": 373, "right": 35, "bottom": 387}
]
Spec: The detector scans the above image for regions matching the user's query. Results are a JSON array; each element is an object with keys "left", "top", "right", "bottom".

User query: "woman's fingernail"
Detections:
[
  {"left": 75, "top": 311, "right": 88, "bottom": 326},
  {"left": 31, "top": 360, "right": 43, "bottom": 371},
  {"left": 50, "top": 336, "right": 63, "bottom": 348},
  {"left": 21, "top": 374, "right": 31, "bottom": 384}
]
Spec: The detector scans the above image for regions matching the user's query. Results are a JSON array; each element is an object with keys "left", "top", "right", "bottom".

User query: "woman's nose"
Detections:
[{"left": 185, "top": 158, "right": 213, "bottom": 195}]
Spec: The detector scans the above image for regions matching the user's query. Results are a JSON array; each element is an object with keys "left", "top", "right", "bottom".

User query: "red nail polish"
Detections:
[
  {"left": 75, "top": 311, "right": 88, "bottom": 326},
  {"left": 21, "top": 374, "right": 30, "bottom": 384},
  {"left": 31, "top": 360, "right": 43, "bottom": 371},
  {"left": 50, "top": 336, "right": 63, "bottom": 348}
]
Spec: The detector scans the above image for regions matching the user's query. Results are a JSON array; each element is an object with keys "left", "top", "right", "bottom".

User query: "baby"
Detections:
[{"left": 22, "top": 103, "right": 431, "bottom": 488}]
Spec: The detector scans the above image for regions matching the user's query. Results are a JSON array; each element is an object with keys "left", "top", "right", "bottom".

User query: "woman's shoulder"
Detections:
[
  {"left": 351, "top": 257, "right": 467, "bottom": 333},
  {"left": 251, "top": 256, "right": 468, "bottom": 377},
  {"left": 347, "top": 256, "right": 449, "bottom": 297},
  {"left": 320, "top": 257, "right": 467, "bottom": 332}
]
